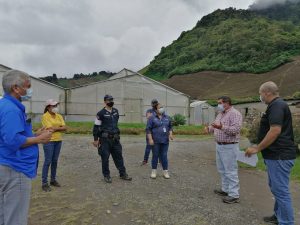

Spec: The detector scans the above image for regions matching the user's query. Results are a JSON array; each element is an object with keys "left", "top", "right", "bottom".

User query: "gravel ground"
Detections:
[{"left": 28, "top": 135, "right": 300, "bottom": 225}]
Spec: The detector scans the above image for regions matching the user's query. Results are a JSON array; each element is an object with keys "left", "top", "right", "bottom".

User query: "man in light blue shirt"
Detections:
[{"left": 0, "top": 70, "right": 52, "bottom": 225}]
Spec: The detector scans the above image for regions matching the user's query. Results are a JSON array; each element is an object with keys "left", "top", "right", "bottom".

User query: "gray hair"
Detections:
[
  {"left": 2, "top": 70, "right": 30, "bottom": 94},
  {"left": 259, "top": 81, "right": 279, "bottom": 96}
]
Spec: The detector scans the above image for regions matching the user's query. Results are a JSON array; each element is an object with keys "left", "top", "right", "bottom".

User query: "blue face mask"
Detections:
[
  {"left": 216, "top": 104, "right": 225, "bottom": 112},
  {"left": 20, "top": 88, "right": 33, "bottom": 101}
]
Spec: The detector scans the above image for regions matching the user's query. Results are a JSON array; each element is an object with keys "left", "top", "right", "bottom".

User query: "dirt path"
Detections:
[{"left": 28, "top": 135, "right": 300, "bottom": 225}]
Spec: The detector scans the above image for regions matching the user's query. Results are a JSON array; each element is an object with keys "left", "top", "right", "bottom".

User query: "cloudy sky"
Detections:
[{"left": 0, "top": 0, "right": 273, "bottom": 77}]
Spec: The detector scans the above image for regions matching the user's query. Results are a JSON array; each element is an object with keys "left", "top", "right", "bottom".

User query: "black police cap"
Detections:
[{"left": 104, "top": 94, "right": 113, "bottom": 101}]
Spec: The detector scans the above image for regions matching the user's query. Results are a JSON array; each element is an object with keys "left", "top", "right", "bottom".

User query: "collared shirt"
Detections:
[
  {"left": 93, "top": 107, "right": 120, "bottom": 140},
  {"left": 41, "top": 111, "right": 66, "bottom": 142},
  {"left": 0, "top": 94, "right": 39, "bottom": 178},
  {"left": 258, "top": 97, "right": 297, "bottom": 160},
  {"left": 210, "top": 107, "right": 242, "bottom": 143},
  {"left": 146, "top": 113, "right": 172, "bottom": 144}
]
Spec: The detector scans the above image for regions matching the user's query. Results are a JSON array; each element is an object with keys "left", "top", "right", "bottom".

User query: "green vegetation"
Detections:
[
  {"left": 143, "top": 5, "right": 300, "bottom": 79},
  {"left": 171, "top": 114, "right": 187, "bottom": 126},
  {"left": 33, "top": 122, "right": 205, "bottom": 135},
  {"left": 239, "top": 152, "right": 300, "bottom": 182}
]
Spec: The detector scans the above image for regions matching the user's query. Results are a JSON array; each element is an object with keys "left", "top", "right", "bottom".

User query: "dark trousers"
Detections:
[
  {"left": 152, "top": 143, "right": 169, "bottom": 170},
  {"left": 98, "top": 138, "right": 126, "bottom": 177},
  {"left": 42, "top": 141, "right": 62, "bottom": 184},
  {"left": 144, "top": 136, "right": 153, "bottom": 161}
]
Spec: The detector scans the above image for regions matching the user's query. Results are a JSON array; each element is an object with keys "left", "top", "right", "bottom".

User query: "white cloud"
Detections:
[{"left": 0, "top": 0, "right": 254, "bottom": 77}]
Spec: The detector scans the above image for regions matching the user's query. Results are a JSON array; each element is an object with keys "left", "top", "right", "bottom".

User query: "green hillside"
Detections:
[{"left": 143, "top": 4, "right": 300, "bottom": 79}]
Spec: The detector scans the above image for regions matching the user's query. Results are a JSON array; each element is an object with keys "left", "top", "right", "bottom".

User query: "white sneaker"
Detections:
[
  {"left": 150, "top": 169, "right": 157, "bottom": 179},
  {"left": 163, "top": 170, "right": 170, "bottom": 179}
]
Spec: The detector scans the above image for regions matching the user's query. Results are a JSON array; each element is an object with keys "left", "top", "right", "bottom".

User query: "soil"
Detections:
[{"left": 28, "top": 135, "right": 300, "bottom": 225}]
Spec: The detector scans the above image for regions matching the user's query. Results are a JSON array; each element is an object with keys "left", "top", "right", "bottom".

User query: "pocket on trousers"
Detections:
[{"left": 98, "top": 145, "right": 102, "bottom": 156}]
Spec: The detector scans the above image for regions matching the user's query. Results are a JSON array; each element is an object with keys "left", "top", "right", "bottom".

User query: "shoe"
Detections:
[
  {"left": 50, "top": 180, "right": 61, "bottom": 187},
  {"left": 163, "top": 170, "right": 170, "bottom": 179},
  {"left": 222, "top": 196, "right": 240, "bottom": 204},
  {"left": 263, "top": 215, "right": 278, "bottom": 224},
  {"left": 104, "top": 176, "right": 112, "bottom": 183},
  {"left": 42, "top": 183, "right": 51, "bottom": 192},
  {"left": 141, "top": 160, "right": 147, "bottom": 166},
  {"left": 214, "top": 189, "right": 228, "bottom": 196},
  {"left": 150, "top": 169, "right": 157, "bottom": 179},
  {"left": 120, "top": 174, "right": 132, "bottom": 181}
]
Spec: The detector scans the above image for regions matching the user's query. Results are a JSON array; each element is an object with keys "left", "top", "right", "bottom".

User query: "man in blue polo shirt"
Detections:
[{"left": 0, "top": 70, "right": 52, "bottom": 225}]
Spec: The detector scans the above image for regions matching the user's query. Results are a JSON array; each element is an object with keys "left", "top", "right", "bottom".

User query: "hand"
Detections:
[
  {"left": 46, "top": 127, "right": 55, "bottom": 132},
  {"left": 211, "top": 122, "right": 222, "bottom": 130},
  {"left": 169, "top": 134, "right": 174, "bottom": 141},
  {"left": 149, "top": 139, "right": 154, "bottom": 146},
  {"left": 204, "top": 125, "right": 209, "bottom": 134},
  {"left": 92, "top": 140, "right": 100, "bottom": 148},
  {"left": 37, "top": 130, "right": 52, "bottom": 144},
  {"left": 35, "top": 127, "right": 46, "bottom": 136},
  {"left": 245, "top": 146, "right": 259, "bottom": 157}
]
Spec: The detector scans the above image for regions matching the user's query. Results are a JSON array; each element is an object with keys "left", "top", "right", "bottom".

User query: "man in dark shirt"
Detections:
[
  {"left": 246, "top": 81, "right": 297, "bottom": 225},
  {"left": 141, "top": 99, "right": 158, "bottom": 165},
  {"left": 92, "top": 95, "right": 132, "bottom": 183}
]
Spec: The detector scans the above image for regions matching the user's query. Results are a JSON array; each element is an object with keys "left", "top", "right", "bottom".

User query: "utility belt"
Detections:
[{"left": 101, "top": 132, "right": 120, "bottom": 140}]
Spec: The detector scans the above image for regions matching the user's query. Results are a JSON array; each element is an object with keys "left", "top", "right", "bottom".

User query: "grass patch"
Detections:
[
  {"left": 239, "top": 151, "right": 300, "bottom": 182},
  {"left": 33, "top": 122, "right": 206, "bottom": 136}
]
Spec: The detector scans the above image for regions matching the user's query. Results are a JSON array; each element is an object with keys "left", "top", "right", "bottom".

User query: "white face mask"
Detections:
[
  {"left": 259, "top": 95, "right": 266, "bottom": 104},
  {"left": 51, "top": 107, "right": 59, "bottom": 114},
  {"left": 20, "top": 88, "right": 33, "bottom": 101},
  {"left": 158, "top": 107, "right": 165, "bottom": 114},
  {"left": 216, "top": 104, "right": 225, "bottom": 112}
]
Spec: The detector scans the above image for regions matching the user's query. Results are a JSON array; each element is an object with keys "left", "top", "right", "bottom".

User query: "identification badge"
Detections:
[{"left": 163, "top": 127, "right": 167, "bottom": 133}]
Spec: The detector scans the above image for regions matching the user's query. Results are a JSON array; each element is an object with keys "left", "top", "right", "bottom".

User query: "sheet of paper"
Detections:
[{"left": 236, "top": 151, "right": 258, "bottom": 167}]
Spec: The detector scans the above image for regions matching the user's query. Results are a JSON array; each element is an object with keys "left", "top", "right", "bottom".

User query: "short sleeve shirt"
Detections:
[
  {"left": 41, "top": 112, "right": 66, "bottom": 141},
  {"left": 258, "top": 98, "right": 297, "bottom": 160}
]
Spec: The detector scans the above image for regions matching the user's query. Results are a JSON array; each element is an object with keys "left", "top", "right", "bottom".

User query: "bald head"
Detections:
[
  {"left": 259, "top": 81, "right": 279, "bottom": 104},
  {"left": 259, "top": 81, "right": 279, "bottom": 96}
]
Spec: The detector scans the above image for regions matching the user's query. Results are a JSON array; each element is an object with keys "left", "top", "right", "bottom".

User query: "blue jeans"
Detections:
[
  {"left": 144, "top": 136, "right": 153, "bottom": 161},
  {"left": 42, "top": 141, "right": 62, "bottom": 184},
  {"left": 152, "top": 143, "right": 169, "bottom": 170},
  {"left": 216, "top": 143, "right": 240, "bottom": 198},
  {"left": 265, "top": 159, "right": 295, "bottom": 225}
]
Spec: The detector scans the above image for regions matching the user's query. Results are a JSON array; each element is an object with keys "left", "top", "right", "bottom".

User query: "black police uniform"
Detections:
[{"left": 93, "top": 106, "right": 128, "bottom": 179}]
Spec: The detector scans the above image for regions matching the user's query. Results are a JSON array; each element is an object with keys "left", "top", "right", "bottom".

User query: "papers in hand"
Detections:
[{"left": 237, "top": 151, "right": 258, "bottom": 167}]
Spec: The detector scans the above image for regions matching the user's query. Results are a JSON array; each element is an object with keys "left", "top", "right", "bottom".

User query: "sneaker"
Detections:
[
  {"left": 141, "top": 160, "right": 148, "bottom": 166},
  {"left": 163, "top": 170, "right": 170, "bottom": 179},
  {"left": 42, "top": 183, "right": 51, "bottom": 192},
  {"left": 263, "top": 215, "right": 278, "bottom": 224},
  {"left": 214, "top": 189, "right": 228, "bottom": 196},
  {"left": 104, "top": 176, "right": 112, "bottom": 183},
  {"left": 150, "top": 169, "right": 157, "bottom": 179},
  {"left": 222, "top": 196, "right": 240, "bottom": 204},
  {"left": 50, "top": 180, "right": 61, "bottom": 187},
  {"left": 120, "top": 174, "right": 132, "bottom": 181}
]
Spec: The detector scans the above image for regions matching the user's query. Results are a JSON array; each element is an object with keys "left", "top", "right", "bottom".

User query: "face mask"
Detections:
[
  {"left": 51, "top": 107, "right": 59, "bottom": 114},
  {"left": 216, "top": 104, "right": 225, "bottom": 112},
  {"left": 158, "top": 107, "right": 165, "bottom": 114},
  {"left": 107, "top": 102, "right": 114, "bottom": 107},
  {"left": 20, "top": 88, "right": 33, "bottom": 101},
  {"left": 259, "top": 95, "right": 266, "bottom": 104}
]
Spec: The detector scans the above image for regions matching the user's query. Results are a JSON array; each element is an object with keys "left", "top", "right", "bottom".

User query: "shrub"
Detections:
[
  {"left": 171, "top": 114, "right": 187, "bottom": 126},
  {"left": 292, "top": 91, "right": 300, "bottom": 99}
]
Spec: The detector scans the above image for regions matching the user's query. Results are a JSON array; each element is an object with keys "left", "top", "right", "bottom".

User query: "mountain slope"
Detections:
[
  {"left": 162, "top": 56, "right": 300, "bottom": 101},
  {"left": 143, "top": 5, "right": 300, "bottom": 79}
]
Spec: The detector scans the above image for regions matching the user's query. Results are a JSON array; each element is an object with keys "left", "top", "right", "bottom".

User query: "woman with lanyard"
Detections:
[
  {"left": 146, "top": 103, "right": 173, "bottom": 179},
  {"left": 41, "top": 99, "right": 67, "bottom": 191}
]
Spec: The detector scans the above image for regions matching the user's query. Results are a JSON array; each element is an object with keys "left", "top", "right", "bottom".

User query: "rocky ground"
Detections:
[{"left": 28, "top": 135, "right": 300, "bottom": 225}]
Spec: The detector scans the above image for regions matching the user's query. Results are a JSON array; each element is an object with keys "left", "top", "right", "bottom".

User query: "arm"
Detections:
[
  {"left": 22, "top": 131, "right": 53, "bottom": 148},
  {"left": 146, "top": 117, "right": 154, "bottom": 145},
  {"left": 220, "top": 112, "right": 242, "bottom": 136},
  {"left": 169, "top": 117, "right": 174, "bottom": 140},
  {"left": 92, "top": 115, "right": 102, "bottom": 147}
]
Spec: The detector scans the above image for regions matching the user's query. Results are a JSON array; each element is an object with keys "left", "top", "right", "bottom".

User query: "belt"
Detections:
[{"left": 217, "top": 142, "right": 238, "bottom": 145}]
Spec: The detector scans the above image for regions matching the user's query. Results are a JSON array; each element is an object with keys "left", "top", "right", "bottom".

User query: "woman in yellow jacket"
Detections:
[{"left": 41, "top": 99, "right": 66, "bottom": 192}]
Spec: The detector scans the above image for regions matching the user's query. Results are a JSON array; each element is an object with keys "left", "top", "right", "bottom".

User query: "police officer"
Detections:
[
  {"left": 141, "top": 99, "right": 158, "bottom": 165},
  {"left": 93, "top": 95, "right": 132, "bottom": 183}
]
